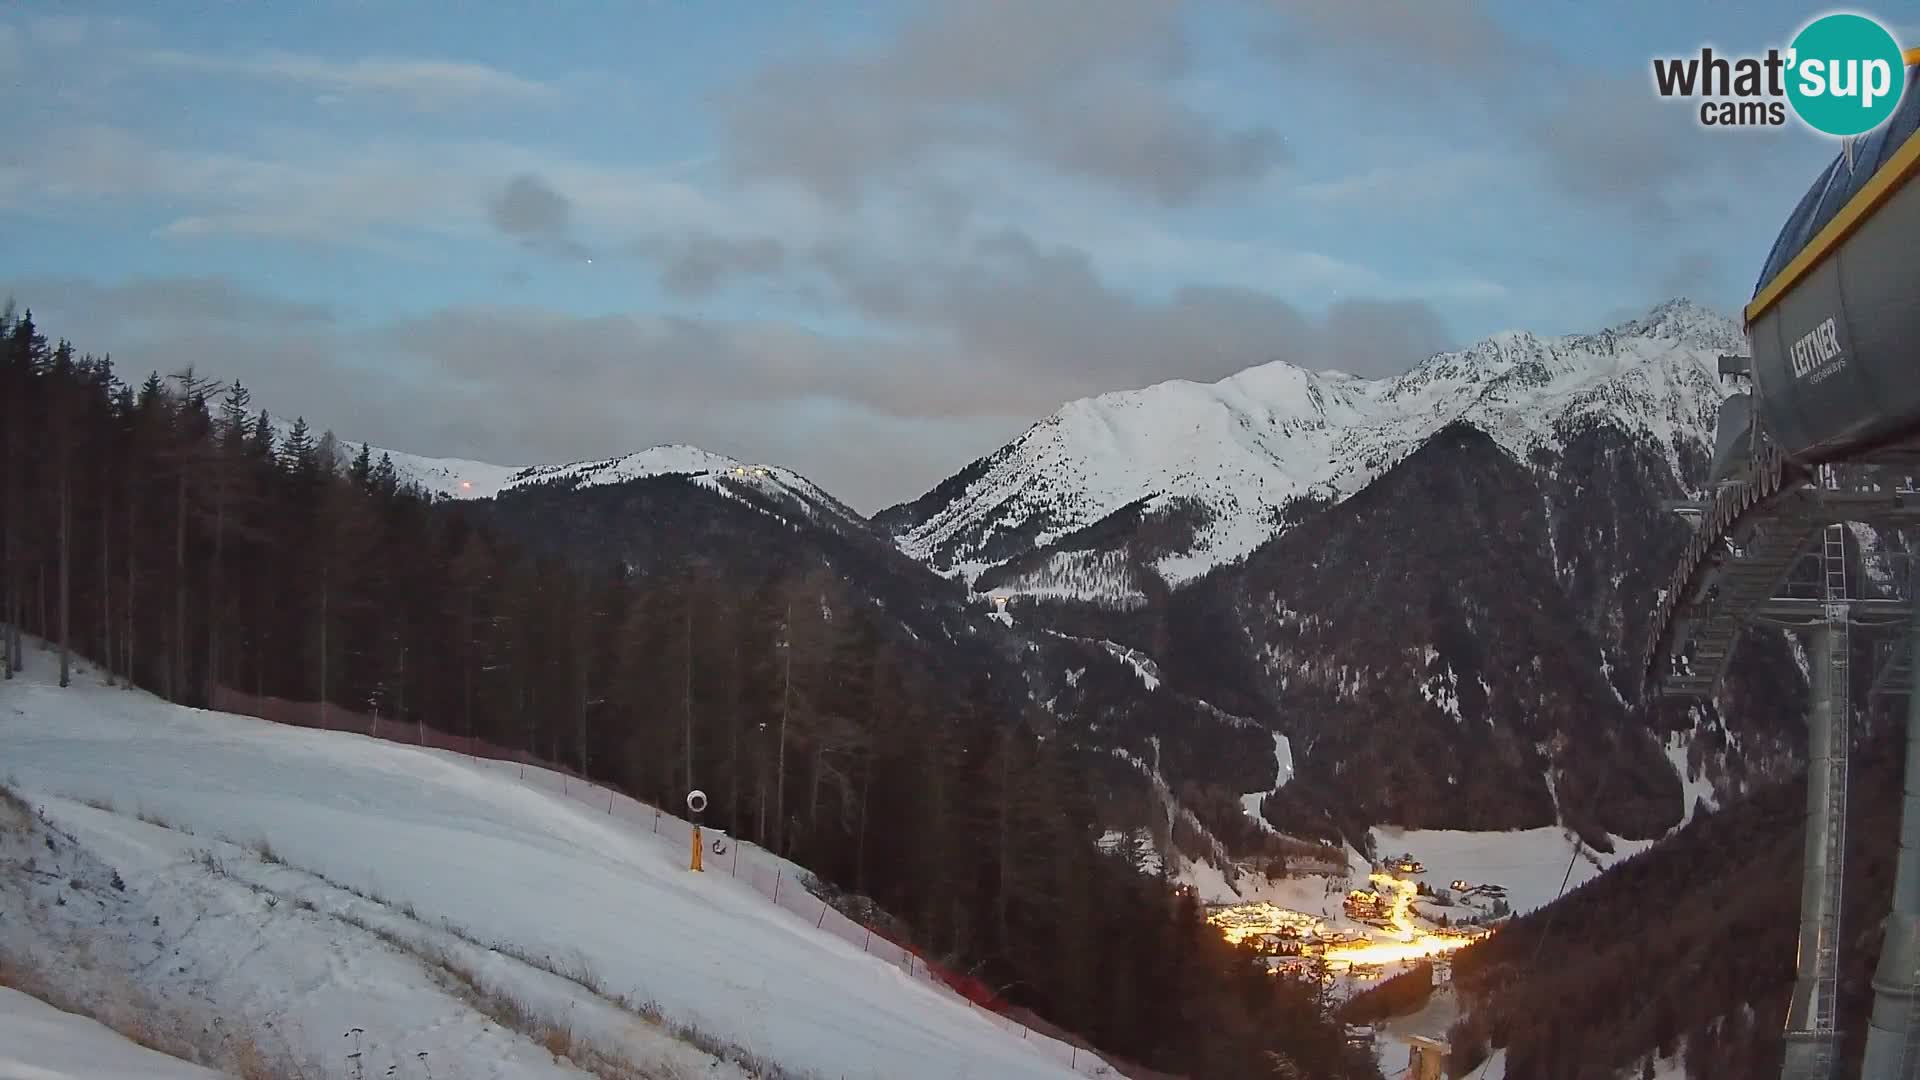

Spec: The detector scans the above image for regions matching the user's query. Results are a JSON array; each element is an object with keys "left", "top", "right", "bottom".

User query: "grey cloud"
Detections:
[
  {"left": 133, "top": 47, "right": 559, "bottom": 110},
  {"left": 5, "top": 272, "right": 1450, "bottom": 510},
  {"left": 488, "top": 173, "right": 586, "bottom": 258},
  {"left": 4, "top": 275, "right": 334, "bottom": 328},
  {"left": 0, "top": 278, "right": 390, "bottom": 453},
  {"left": 1524, "top": 76, "right": 1706, "bottom": 224},
  {"left": 1656, "top": 252, "right": 1733, "bottom": 309},
  {"left": 10, "top": 125, "right": 489, "bottom": 249},
  {"left": 723, "top": 0, "right": 1285, "bottom": 205},
  {"left": 809, "top": 227, "right": 1449, "bottom": 388},
  {"left": 490, "top": 173, "right": 570, "bottom": 237},
  {"left": 631, "top": 232, "right": 788, "bottom": 299},
  {"left": 1526, "top": 75, "right": 1824, "bottom": 225},
  {"left": 1258, "top": 0, "right": 1554, "bottom": 95},
  {"left": 1033, "top": 76, "right": 1288, "bottom": 205},
  {"left": 0, "top": 23, "right": 21, "bottom": 76},
  {"left": 1321, "top": 298, "right": 1454, "bottom": 378},
  {"left": 1255, "top": 2, "right": 1828, "bottom": 232}
]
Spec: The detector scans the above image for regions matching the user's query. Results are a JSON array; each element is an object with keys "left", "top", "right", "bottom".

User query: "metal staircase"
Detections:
[
  {"left": 1660, "top": 497, "right": 1822, "bottom": 697},
  {"left": 1871, "top": 637, "right": 1915, "bottom": 701}
]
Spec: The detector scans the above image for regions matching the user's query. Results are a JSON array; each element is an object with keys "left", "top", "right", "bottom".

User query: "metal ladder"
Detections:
[
  {"left": 1825, "top": 524, "right": 1850, "bottom": 609},
  {"left": 1817, "top": 519, "right": 1851, "bottom": 1038}
]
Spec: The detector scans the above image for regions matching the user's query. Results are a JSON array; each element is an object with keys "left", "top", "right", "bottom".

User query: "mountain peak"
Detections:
[
  {"left": 1606, "top": 298, "right": 1745, "bottom": 354},
  {"left": 891, "top": 301, "right": 1733, "bottom": 591}
]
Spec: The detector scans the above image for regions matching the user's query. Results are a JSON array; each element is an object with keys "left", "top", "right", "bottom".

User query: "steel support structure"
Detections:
[
  {"left": 1863, "top": 596, "right": 1920, "bottom": 1079},
  {"left": 1782, "top": 618, "right": 1849, "bottom": 1078}
]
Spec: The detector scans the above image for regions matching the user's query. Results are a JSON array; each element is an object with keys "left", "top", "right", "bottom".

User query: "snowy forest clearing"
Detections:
[
  {"left": 1369, "top": 825, "right": 1658, "bottom": 916},
  {"left": 0, "top": 655, "right": 1098, "bottom": 1080}
]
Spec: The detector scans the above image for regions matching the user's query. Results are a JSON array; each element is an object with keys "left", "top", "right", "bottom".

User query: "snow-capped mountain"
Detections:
[
  {"left": 268, "top": 416, "right": 867, "bottom": 538},
  {"left": 395, "top": 443, "right": 859, "bottom": 523},
  {"left": 882, "top": 299, "right": 1740, "bottom": 595},
  {"left": 255, "top": 297, "right": 1796, "bottom": 850}
]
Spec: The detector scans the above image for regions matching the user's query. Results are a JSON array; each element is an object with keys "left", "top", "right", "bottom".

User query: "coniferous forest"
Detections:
[{"left": 0, "top": 306, "right": 1380, "bottom": 1079}]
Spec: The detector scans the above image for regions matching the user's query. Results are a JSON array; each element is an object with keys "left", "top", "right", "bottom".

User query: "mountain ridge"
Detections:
[
  {"left": 284, "top": 297, "right": 1741, "bottom": 591},
  {"left": 881, "top": 297, "right": 1741, "bottom": 594}
]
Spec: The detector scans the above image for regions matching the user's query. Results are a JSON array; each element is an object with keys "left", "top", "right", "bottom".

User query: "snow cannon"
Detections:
[{"left": 687, "top": 789, "right": 708, "bottom": 872}]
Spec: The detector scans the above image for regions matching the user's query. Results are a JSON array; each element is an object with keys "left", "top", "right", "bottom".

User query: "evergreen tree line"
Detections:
[{"left": 0, "top": 306, "right": 1379, "bottom": 1079}]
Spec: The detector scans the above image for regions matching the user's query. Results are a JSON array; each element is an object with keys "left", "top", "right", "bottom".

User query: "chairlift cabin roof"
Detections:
[
  {"left": 1743, "top": 52, "right": 1920, "bottom": 467},
  {"left": 1750, "top": 57, "right": 1920, "bottom": 318}
]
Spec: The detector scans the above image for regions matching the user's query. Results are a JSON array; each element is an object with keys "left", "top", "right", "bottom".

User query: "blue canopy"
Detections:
[{"left": 1752, "top": 64, "right": 1920, "bottom": 301}]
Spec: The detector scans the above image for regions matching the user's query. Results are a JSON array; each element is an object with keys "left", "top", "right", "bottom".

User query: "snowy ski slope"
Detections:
[
  {"left": 0, "top": 657, "right": 1098, "bottom": 1080},
  {"left": 0, "top": 986, "right": 222, "bottom": 1079}
]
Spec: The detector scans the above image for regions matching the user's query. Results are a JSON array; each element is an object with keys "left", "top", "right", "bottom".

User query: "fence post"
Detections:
[
  {"left": 1071, "top": 1047, "right": 1077, "bottom": 1068},
  {"left": 862, "top": 927, "right": 871, "bottom": 952},
  {"left": 731, "top": 842, "right": 739, "bottom": 876},
  {"left": 653, "top": 808, "right": 661, "bottom": 834},
  {"left": 607, "top": 790, "right": 614, "bottom": 814},
  {"left": 773, "top": 870, "right": 782, "bottom": 903}
]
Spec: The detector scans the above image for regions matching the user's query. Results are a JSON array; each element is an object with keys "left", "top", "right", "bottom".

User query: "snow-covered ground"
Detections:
[
  {"left": 1368, "top": 985, "right": 1459, "bottom": 1080},
  {"left": 0, "top": 986, "right": 223, "bottom": 1079},
  {"left": 1178, "top": 859, "right": 1350, "bottom": 916},
  {"left": 1665, "top": 731, "right": 1718, "bottom": 831},
  {"left": 1370, "top": 825, "right": 1657, "bottom": 916},
  {"left": 1179, "top": 819, "right": 1655, "bottom": 923},
  {"left": 0, "top": 654, "right": 1098, "bottom": 1080},
  {"left": 1238, "top": 732, "right": 1294, "bottom": 832}
]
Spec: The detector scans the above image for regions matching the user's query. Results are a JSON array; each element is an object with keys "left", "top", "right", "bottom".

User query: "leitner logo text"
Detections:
[{"left": 1790, "top": 316, "right": 1846, "bottom": 381}]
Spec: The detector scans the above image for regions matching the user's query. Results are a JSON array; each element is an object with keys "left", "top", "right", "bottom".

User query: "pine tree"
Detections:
[
  {"left": 218, "top": 381, "right": 252, "bottom": 448},
  {"left": 370, "top": 453, "right": 399, "bottom": 499},
  {"left": 0, "top": 302, "right": 1374, "bottom": 1080},
  {"left": 165, "top": 368, "right": 217, "bottom": 702},
  {"left": 317, "top": 429, "right": 343, "bottom": 476},
  {"left": 47, "top": 341, "right": 76, "bottom": 686},
  {"left": 206, "top": 380, "right": 256, "bottom": 692},
  {"left": 2, "top": 311, "right": 48, "bottom": 677},
  {"left": 248, "top": 409, "right": 274, "bottom": 462},
  {"left": 280, "top": 417, "right": 315, "bottom": 480}
]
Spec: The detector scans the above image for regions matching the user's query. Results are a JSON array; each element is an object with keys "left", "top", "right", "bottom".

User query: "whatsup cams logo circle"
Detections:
[
  {"left": 1651, "top": 11, "right": 1908, "bottom": 135},
  {"left": 1785, "top": 13, "right": 1906, "bottom": 135}
]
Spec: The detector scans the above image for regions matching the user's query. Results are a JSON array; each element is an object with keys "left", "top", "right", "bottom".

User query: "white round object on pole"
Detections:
[{"left": 686, "top": 789, "right": 708, "bottom": 814}]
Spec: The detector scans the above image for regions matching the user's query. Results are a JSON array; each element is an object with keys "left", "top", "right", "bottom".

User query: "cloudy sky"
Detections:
[{"left": 0, "top": 0, "right": 1873, "bottom": 510}]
